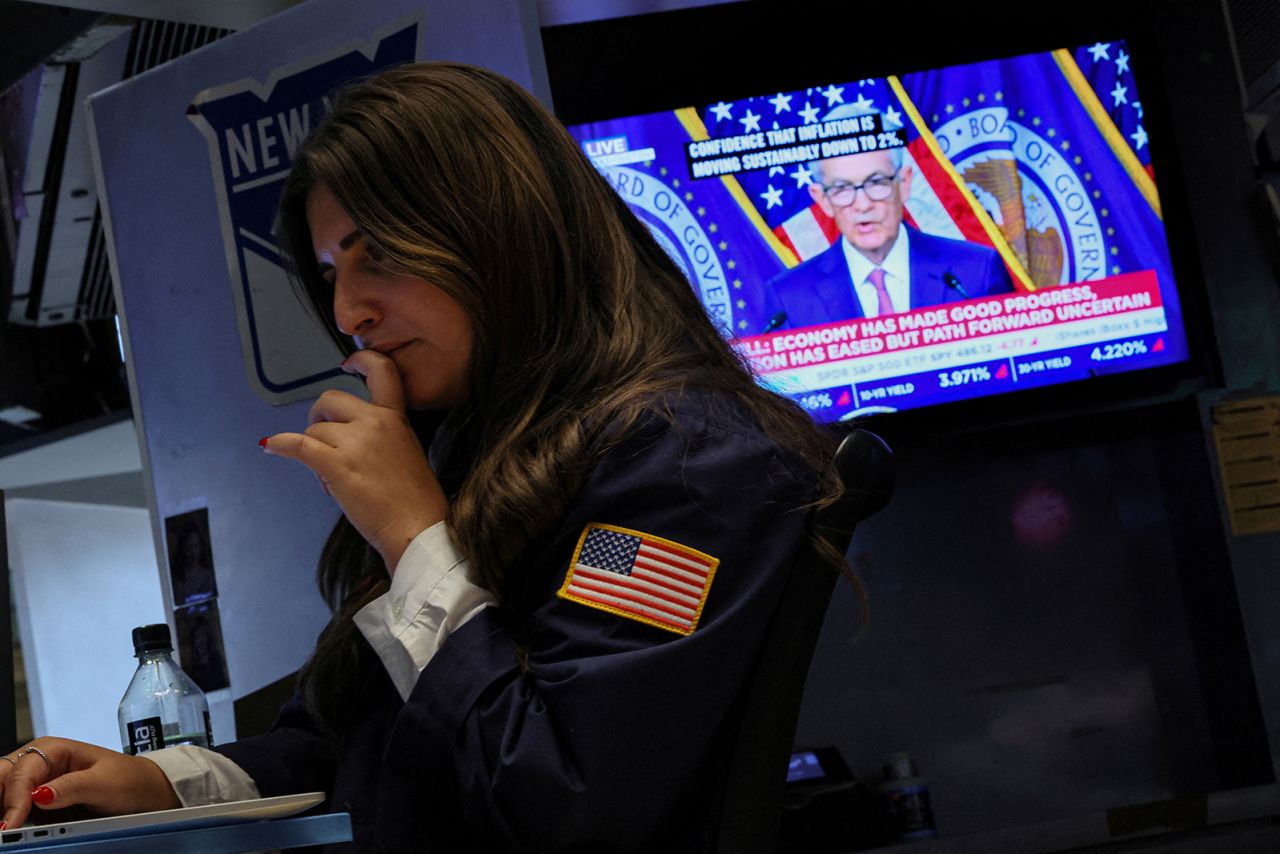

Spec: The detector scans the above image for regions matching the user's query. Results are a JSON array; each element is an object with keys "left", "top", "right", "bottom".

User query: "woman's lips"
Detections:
[{"left": 365, "top": 341, "right": 410, "bottom": 356}]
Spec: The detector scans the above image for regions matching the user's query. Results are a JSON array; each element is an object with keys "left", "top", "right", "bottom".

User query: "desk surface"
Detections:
[
  {"left": 2, "top": 812, "right": 352, "bottom": 853},
  {"left": 872, "top": 784, "right": 1280, "bottom": 854}
]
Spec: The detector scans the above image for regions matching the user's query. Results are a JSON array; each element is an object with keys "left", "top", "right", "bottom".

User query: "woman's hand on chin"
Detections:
[{"left": 261, "top": 349, "right": 449, "bottom": 572}]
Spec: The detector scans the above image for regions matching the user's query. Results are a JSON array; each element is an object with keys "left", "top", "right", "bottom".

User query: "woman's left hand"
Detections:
[{"left": 261, "top": 349, "right": 448, "bottom": 572}]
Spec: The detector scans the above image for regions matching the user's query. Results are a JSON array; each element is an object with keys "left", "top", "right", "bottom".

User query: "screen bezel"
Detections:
[{"left": 541, "top": 0, "right": 1221, "bottom": 437}]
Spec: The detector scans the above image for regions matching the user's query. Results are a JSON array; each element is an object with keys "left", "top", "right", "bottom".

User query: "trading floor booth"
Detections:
[{"left": 35, "top": 0, "right": 1280, "bottom": 849}]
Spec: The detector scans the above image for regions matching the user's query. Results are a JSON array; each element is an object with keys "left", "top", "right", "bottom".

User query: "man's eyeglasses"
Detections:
[{"left": 821, "top": 171, "right": 899, "bottom": 206}]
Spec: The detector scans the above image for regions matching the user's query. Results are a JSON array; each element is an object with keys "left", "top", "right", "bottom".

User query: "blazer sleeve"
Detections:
[
  {"left": 388, "top": 402, "right": 820, "bottom": 849},
  {"left": 211, "top": 686, "right": 341, "bottom": 800}
]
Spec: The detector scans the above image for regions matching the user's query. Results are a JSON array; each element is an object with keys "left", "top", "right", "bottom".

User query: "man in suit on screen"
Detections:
[{"left": 761, "top": 132, "right": 1014, "bottom": 332}]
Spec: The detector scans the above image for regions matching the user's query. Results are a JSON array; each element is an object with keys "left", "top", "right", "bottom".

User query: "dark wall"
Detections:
[{"left": 797, "top": 400, "right": 1268, "bottom": 835}]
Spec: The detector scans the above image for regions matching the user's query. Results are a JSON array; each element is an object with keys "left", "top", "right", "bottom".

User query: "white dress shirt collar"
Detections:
[{"left": 843, "top": 223, "right": 911, "bottom": 317}]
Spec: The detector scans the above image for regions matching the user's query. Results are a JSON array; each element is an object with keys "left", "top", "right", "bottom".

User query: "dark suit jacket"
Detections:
[
  {"left": 214, "top": 388, "right": 820, "bottom": 853},
  {"left": 761, "top": 225, "right": 1015, "bottom": 331}
]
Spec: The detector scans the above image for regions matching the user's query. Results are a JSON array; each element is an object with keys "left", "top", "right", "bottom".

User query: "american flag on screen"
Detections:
[{"left": 557, "top": 524, "right": 719, "bottom": 636}]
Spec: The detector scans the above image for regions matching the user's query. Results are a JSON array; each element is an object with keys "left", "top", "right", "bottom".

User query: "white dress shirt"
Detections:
[
  {"left": 144, "top": 521, "right": 494, "bottom": 806},
  {"left": 843, "top": 222, "right": 911, "bottom": 317}
]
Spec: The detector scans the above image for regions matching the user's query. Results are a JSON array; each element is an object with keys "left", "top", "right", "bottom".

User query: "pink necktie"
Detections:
[{"left": 868, "top": 268, "right": 895, "bottom": 315}]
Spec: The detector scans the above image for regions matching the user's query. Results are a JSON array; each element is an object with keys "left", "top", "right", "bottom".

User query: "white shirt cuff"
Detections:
[
  {"left": 353, "top": 521, "right": 495, "bottom": 700},
  {"left": 140, "top": 745, "right": 260, "bottom": 806}
]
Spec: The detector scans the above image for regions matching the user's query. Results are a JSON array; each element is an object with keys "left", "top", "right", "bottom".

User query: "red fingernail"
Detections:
[
  {"left": 258, "top": 437, "right": 270, "bottom": 447},
  {"left": 0, "top": 821, "right": 7, "bottom": 830},
  {"left": 31, "top": 786, "right": 54, "bottom": 805}
]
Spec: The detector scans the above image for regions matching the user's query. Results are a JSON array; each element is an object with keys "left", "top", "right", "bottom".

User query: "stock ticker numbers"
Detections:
[
  {"left": 828, "top": 357, "right": 1017, "bottom": 414},
  {"left": 1090, "top": 337, "right": 1154, "bottom": 362},
  {"left": 777, "top": 333, "right": 1172, "bottom": 421},
  {"left": 799, "top": 392, "right": 834, "bottom": 411},
  {"left": 937, "top": 365, "right": 992, "bottom": 388},
  {"left": 794, "top": 384, "right": 855, "bottom": 417},
  {"left": 936, "top": 359, "right": 1011, "bottom": 391}
]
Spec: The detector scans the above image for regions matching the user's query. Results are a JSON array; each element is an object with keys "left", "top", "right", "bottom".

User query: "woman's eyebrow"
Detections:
[{"left": 315, "top": 229, "right": 363, "bottom": 268}]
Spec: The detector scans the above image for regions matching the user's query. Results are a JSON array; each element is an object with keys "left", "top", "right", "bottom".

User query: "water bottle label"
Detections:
[
  {"left": 885, "top": 786, "right": 937, "bottom": 838},
  {"left": 126, "top": 716, "right": 164, "bottom": 755}
]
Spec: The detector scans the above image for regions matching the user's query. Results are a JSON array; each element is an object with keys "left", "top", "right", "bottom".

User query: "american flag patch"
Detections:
[{"left": 557, "top": 523, "right": 719, "bottom": 635}]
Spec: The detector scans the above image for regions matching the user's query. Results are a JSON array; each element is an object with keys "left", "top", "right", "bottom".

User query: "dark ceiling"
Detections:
[{"left": 0, "top": 2, "right": 102, "bottom": 94}]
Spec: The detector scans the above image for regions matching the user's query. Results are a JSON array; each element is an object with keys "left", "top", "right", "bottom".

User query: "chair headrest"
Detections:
[
  {"left": 814, "top": 429, "right": 895, "bottom": 550},
  {"left": 834, "top": 428, "right": 895, "bottom": 524}
]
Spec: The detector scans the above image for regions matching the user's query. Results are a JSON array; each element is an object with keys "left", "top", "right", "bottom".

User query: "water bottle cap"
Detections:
[
  {"left": 131, "top": 623, "right": 173, "bottom": 655},
  {"left": 883, "top": 751, "right": 917, "bottom": 781}
]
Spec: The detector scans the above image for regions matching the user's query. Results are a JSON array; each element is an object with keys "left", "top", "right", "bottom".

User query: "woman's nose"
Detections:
[{"left": 333, "top": 276, "right": 378, "bottom": 337}]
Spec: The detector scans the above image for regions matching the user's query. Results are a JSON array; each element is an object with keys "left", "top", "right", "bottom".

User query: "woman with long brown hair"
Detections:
[{"left": 0, "top": 61, "right": 848, "bottom": 852}]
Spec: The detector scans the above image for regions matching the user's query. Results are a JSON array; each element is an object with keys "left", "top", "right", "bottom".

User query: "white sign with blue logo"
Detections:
[{"left": 188, "top": 21, "right": 418, "bottom": 405}]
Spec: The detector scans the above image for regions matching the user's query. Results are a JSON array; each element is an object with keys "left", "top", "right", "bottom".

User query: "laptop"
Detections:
[
  {"left": 0, "top": 791, "right": 326, "bottom": 848},
  {"left": 0, "top": 492, "right": 333, "bottom": 848}
]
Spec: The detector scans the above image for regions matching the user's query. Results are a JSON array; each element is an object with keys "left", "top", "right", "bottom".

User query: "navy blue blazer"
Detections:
[
  {"left": 761, "top": 225, "right": 1014, "bottom": 332},
  {"left": 215, "top": 388, "right": 821, "bottom": 853}
]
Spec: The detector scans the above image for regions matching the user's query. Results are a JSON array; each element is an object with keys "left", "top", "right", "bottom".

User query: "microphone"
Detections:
[
  {"left": 943, "top": 271, "right": 970, "bottom": 299},
  {"left": 762, "top": 311, "right": 787, "bottom": 333}
]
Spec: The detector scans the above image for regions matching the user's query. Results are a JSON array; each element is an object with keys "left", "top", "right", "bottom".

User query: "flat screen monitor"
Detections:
[{"left": 563, "top": 37, "right": 1192, "bottom": 423}]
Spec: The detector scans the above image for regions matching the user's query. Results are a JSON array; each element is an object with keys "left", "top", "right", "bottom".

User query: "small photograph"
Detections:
[
  {"left": 164, "top": 507, "right": 218, "bottom": 606},
  {"left": 174, "top": 599, "right": 231, "bottom": 693}
]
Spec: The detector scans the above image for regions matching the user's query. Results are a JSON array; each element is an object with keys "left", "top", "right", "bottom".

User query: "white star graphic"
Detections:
[
  {"left": 852, "top": 92, "right": 875, "bottom": 112},
  {"left": 769, "top": 92, "right": 792, "bottom": 113},
  {"left": 857, "top": 78, "right": 876, "bottom": 87},
  {"left": 710, "top": 101, "right": 733, "bottom": 122},
  {"left": 1130, "top": 124, "right": 1147, "bottom": 150},
  {"left": 1110, "top": 82, "right": 1128, "bottom": 106},
  {"left": 790, "top": 163, "right": 813, "bottom": 188},
  {"left": 769, "top": 165, "right": 785, "bottom": 176},
  {"left": 1088, "top": 42, "right": 1111, "bottom": 62},
  {"left": 1133, "top": 100, "right": 1143, "bottom": 119},
  {"left": 739, "top": 109, "right": 761, "bottom": 132},
  {"left": 799, "top": 101, "right": 821, "bottom": 124},
  {"left": 821, "top": 84, "right": 845, "bottom": 107},
  {"left": 1116, "top": 49, "right": 1130, "bottom": 74},
  {"left": 882, "top": 105, "right": 903, "bottom": 129},
  {"left": 760, "top": 184, "right": 784, "bottom": 209}
]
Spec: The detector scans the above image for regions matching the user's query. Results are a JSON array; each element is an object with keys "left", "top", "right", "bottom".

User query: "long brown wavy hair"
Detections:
[{"left": 274, "top": 61, "right": 851, "bottom": 730}]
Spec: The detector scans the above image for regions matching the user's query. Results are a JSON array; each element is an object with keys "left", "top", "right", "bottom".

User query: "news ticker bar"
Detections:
[
  {"left": 785, "top": 329, "right": 1178, "bottom": 421},
  {"left": 756, "top": 306, "right": 1169, "bottom": 394}
]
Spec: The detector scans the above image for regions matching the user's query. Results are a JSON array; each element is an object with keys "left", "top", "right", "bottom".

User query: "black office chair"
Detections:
[{"left": 711, "top": 428, "right": 895, "bottom": 854}]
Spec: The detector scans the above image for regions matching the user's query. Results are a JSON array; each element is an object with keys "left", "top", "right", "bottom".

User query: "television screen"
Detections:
[{"left": 564, "top": 40, "right": 1190, "bottom": 422}]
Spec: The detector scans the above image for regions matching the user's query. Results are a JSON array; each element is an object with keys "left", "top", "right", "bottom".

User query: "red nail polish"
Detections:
[
  {"left": 0, "top": 820, "right": 7, "bottom": 830},
  {"left": 31, "top": 786, "right": 54, "bottom": 806},
  {"left": 258, "top": 437, "right": 270, "bottom": 447}
]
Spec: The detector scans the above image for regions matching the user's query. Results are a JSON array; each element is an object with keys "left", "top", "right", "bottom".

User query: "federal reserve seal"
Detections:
[{"left": 931, "top": 104, "right": 1108, "bottom": 288}]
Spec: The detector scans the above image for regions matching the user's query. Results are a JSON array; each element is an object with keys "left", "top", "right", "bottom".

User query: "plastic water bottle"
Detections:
[
  {"left": 117, "top": 623, "right": 212, "bottom": 754},
  {"left": 880, "top": 752, "right": 937, "bottom": 840}
]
